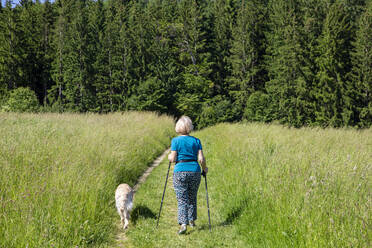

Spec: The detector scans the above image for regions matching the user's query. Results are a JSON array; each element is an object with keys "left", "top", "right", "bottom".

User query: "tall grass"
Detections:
[
  {"left": 124, "top": 123, "right": 371, "bottom": 247},
  {"left": 0, "top": 112, "right": 174, "bottom": 247},
  {"left": 200, "top": 123, "right": 371, "bottom": 247}
]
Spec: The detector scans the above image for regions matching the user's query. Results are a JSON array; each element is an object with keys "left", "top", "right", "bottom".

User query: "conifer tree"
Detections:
[
  {"left": 63, "top": 0, "right": 96, "bottom": 111},
  {"left": 210, "top": 0, "right": 236, "bottom": 96},
  {"left": 296, "top": 0, "right": 332, "bottom": 125},
  {"left": 266, "top": 0, "right": 311, "bottom": 127},
  {"left": 91, "top": 0, "right": 112, "bottom": 112},
  {"left": 94, "top": 0, "right": 133, "bottom": 112},
  {"left": 125, "top": 0, "right": 155, "bottom": 110},
  {"left": 49, "top": 0, "right": 74, "bottom": 110},
  {"left": 349, "top": 1, "right": 372, "bottom": 127},
  {"left": 40, "top": 0, "right": 56, "bottom": 105},
  {"left": 0, "top": 0, "right": 6, "bottom": 105},
  {"left": 18, "top": 0, "right": 45, "bottom": 101},
  {"left": 0, "top": 0, "right": 23, "bottom": 90},
  {"left": 315, "top": 2, "right": 353, "bottom": 127},
  {"left": 175, "top": 0, "right": 212, "bottom": 121},
  {"left": 138, "top": 0, "right": 180, "bottom": 114},
  {"left": 229, "top": 0, "right": 267, "bottom": 120}
]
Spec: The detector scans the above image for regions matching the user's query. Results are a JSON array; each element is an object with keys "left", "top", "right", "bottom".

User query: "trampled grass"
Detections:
[
  {"left": 0, "top": 112, "right": 174, "bottom": 247},
  {"left": 123, "top": 123, "right": 371, "bottom": 247}
]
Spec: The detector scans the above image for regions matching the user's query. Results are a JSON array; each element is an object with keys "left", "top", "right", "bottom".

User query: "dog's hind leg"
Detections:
[
  {"left": 119, "top": 208, "right": 126, "bottom": 229},
  {"left": 123, "top": 209, "right": 129, "bottom": 229}
]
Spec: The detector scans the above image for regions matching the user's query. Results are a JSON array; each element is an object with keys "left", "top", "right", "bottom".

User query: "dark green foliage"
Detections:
[
  {"left": 244, "top": 91, "right": 273, "bottom": 123},
  {"left": 128, "top": 76, "right": 168, "bottom": 112},
  {"left": 314, "top": 2, "right": 353, "bottom": 127},
  {"left": 2, "top": 87, "right": 39, "bottom": 112},
  {"left": 197, "top": 95, "right": 235, "bottom": 129},
  {"left": 349, "top": 1, "right": 372, "bottom": 127},
  {"left": 229, "top": 0, "right": 267, "bottom": 119},
  {"left": 0, "top": 0, "right": 370, "bottom": 128},
  {"left": 265, "top": 0, "right": 315, "bottom": 127},
  {"left": 0, "top": 1, "right": 23, "bottom": 90},
  {"left": 209, "top": 0, "right": 236, "bottom": 95},
  {"left": 62, "top": 0, "right": 97, "bottom": 112}
]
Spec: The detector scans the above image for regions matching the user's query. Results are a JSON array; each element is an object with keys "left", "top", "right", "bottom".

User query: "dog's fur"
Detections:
[{"left": 115, "top": 183, "right": 134, "bottom": 229}]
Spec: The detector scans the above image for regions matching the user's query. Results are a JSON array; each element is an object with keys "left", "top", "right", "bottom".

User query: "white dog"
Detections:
[{"left": 115, "top": 183, "right": 134, "bottom": 229}]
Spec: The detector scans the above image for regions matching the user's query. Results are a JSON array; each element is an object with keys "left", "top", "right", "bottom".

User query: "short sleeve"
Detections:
[
  {"left": 197, "top": 138, "right": 202, "bottom": 150},
  {"left": 171, "top": 138, "right": 177, "bottom": 151}
]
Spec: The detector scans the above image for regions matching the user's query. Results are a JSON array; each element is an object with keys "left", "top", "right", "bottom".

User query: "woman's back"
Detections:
[{"left": 172, "top": 135, "right": 202, "bottom": 172}]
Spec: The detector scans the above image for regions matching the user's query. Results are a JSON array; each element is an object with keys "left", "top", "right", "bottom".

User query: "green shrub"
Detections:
[
  {"left": 2, "top": 87, "right": 39, "bottom": 112},
  {"left": 197, "top": 96, "right": 236, "bottom": 128},
  {"left": 244, "top": 91, "right": 273, "bottom": 122},
  {"left": 128, "top": 77, "right": 168, "bottom": 113}
]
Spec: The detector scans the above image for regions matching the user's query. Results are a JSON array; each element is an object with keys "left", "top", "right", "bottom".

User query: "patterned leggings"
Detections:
[{"left": 173, "top": 171, "right": 201, "bottom": 225}]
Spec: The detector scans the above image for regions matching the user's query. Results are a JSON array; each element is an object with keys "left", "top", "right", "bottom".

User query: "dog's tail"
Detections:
[
  {"left": 126, "top": 190, "right": 134, "bottom": 211},
  {"left": 127, "top": 201, "right": 133, "bottom": 212}
]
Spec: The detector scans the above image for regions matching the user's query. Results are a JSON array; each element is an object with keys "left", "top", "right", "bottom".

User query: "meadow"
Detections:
[
  {"left": 123, "top": 123, "right": 371, "bottom": 248},
  {"left": 0, "top": 112, "right": 174, "bottom": 247}
]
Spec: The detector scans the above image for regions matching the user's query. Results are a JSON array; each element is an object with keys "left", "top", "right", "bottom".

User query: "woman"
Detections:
[{"left": 168, "top": 116, "right": 208, "bottom": 234}]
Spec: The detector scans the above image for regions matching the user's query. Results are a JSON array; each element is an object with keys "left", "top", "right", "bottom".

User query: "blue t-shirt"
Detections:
[{"left": 171, "top": 135, "right": 202, "bottom": 172}]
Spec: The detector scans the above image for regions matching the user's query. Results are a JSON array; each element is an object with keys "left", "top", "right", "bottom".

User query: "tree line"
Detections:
[{"left": 0, "top": 0, "right": 370, "bottom": 128}]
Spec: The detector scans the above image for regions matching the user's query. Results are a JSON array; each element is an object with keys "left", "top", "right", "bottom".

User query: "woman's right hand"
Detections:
[{"left": 201, "top": 167, "right": 208, "bottom": 177}]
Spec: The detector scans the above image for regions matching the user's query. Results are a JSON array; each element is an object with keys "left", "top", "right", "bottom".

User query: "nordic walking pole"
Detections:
[
  {"left": 156, "top": 161, "right": 171, "bottom": 227},
  {"left": 202, "top": 171, "right": 211, "bottom": 231}
]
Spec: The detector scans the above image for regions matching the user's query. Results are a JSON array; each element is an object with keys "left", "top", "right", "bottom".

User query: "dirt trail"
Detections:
[
  {"left": 114, "top": 148, "right": 170, "bottom": 247},
  {"left": 133, "top": 148, "right": 170, "bottom": 193}
]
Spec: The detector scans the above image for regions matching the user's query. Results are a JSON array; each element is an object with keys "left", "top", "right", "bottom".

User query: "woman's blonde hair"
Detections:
[{"left": 175, "top": 116, "right": 193, "bottom": 135}]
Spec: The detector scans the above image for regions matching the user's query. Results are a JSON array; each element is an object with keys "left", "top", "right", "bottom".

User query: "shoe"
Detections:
[
  {"left": 190, "top": 221, "right": 196, "bottom": 227},
  {"left": 178, "top": 224, "right": 187, "bottom": 235}
]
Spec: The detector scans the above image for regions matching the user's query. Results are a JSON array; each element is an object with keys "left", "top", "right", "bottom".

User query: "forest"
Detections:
[{"left": 0, "top": 0, "right": 371, "bottom": 128}]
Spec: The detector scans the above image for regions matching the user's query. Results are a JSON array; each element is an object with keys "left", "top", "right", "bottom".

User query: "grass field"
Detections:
[
  {"left": 123, "top": 123, "right": 371, "bottom": 248},
  {"left": 0, "top": 112, "right": 174, "bottom": 247}
]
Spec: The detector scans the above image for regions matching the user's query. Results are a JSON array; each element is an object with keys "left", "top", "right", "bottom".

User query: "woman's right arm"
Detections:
[
  {"left": 168, "top": 150, "right": 177, "bottom": 163},
  {"left": 198, "top": 150, "right": 208, "bottom": 174}
]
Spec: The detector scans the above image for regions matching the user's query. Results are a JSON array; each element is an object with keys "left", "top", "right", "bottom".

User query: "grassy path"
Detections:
[
  {"left": 113, "top": 148, "right": 170, "bottom": 247},
  {"left": 117, "top": 150, "right": 244, "bottom": 248}
]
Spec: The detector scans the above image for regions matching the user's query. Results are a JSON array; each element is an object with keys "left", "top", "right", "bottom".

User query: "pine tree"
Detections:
[
  {"left": 0, "top": 0, "right": 23, "bottom": 90},
  {"left": 315, "top": 2, "right": 353, "bottom": 127},
  {"left": 49, "top": 0, "right": 74, "bottom": 110},
  {"left": 0, "top": 0, "right": 7, "bottom": 106},
  {"left": 349, "top": 1, "right": 372, "bottom": 127},
  {"left": 265, "top": 0, "right": 311, "bottom": 127},
  {"left": 125, "top": 0, "right": 154, "bottom": 110},
  {"left": 138, "top": 0, "right": 181, "bottom": 114},
  {"left": 174, "top": 0, "right": 212, "bottom": 122},
  {"left": 91, "top": 0, "right": 111, "bottom": 112},
  {"left": 63, "top": 0, "right": 96, "bottom": 111},
  {"left": 229, "top": 0, "right": 267, "bottom": 120},
  {"left": 93, "top": 0, "right": 133, "bottom": 112},
  {"left": 296, "top": 0, "right": 333, "bottom": 125},
  {"left": 40, "top": 0, "right": 56, "bottom": 105},
  {"left": 210, "top": 0, "right": 236, "bottom": 96},
  {"left": 16, "top": 0, "right": 45, "bottom": 102}
]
